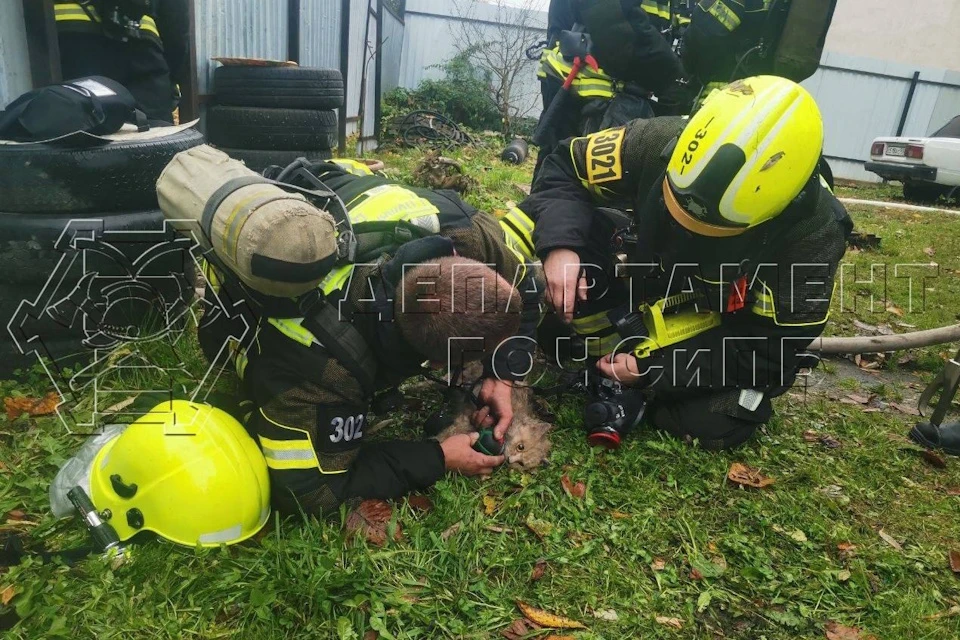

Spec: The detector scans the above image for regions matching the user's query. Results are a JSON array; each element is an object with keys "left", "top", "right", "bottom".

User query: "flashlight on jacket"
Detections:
[{"left": 67, "top": 486, "right": 124, "bottom": 556}]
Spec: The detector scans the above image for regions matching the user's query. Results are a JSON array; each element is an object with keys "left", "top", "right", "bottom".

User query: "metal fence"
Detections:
[
  {"left": 0, "top": 2, "right": 31, "bottom": 108},
  {"left": 803, "top": 51, "right": 960, "bottom": 181}
]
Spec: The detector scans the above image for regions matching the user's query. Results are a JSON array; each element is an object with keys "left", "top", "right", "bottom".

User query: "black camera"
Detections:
[{"left": 584, "top": 371, "right": 646, "bottom": 449}]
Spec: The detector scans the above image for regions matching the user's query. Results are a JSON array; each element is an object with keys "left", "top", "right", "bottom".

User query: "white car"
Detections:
[{"left": 865, "top": 115, "right": 960, "bottom": 202}]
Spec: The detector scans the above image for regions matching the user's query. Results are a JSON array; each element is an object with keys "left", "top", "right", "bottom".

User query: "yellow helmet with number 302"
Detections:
[
  {"left": 89, "top": 400, "right": 270, "bottom": 547},
  {"left": 665, "top": 75, "right": 824, "bottom": 237}
]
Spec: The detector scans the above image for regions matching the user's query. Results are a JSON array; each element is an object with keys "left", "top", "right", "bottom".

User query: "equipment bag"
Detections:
[
  {"left": 768, "top": 0, "right": 838, "bottom": 82},
  {"left": 0, "top": 76, "right": 147, "bottom": 142}
]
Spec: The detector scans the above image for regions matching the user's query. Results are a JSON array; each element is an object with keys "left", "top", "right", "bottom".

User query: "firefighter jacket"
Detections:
[
  {"left": 199, "top": 165, "right": 541, "bottom": 517},
  {"left": 681, "top": 0, "right": 771, "bottom": 85},
  {"left": 520, "top": 117, "right": 850, "bottom": 396}
]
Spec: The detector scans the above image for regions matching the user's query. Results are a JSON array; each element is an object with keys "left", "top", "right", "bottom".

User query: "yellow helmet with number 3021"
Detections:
[
  {"left": 665, "top": 75, "right": 824, "bottom": 237},
  {"left": 89, "top": 400, "right": 270, "bottom": 547}
]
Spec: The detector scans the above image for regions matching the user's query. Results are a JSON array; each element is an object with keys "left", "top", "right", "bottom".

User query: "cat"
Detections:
[{"left": 436, "top": 365, "right": 553, "bottom": 470}]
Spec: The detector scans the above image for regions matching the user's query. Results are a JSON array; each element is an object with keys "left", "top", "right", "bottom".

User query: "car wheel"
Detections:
[
  {"left": 0, "top": 209, "right": 196, "bottom": 376},
  {"left": 902, "top": 181, "right": 945, "bottom": 203},
  {"left": 215, "top": 147, "right": 333, "bottom": 173},
  {"left": 206, "top": 106, "right": 338, "bottom": 151},
  {"left": 214, "top": 66, "right": 344, "bottom": 110},
  {"left": 0, "top": 126, "right": 204, "bottom": 214}
]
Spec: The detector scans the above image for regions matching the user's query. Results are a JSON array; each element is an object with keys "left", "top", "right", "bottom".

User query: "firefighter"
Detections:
[
  {"left": 54, "top": 1, "right": 190, "bottom": 122},
  {"left": 198, "top": 160, "right": 542, "bottom": 516},
  {"left": 521, "top": 76, "right": 851, "bottom": 450},
  {"left": 534, "top": 0, "right": 684, "bottom": 167}
]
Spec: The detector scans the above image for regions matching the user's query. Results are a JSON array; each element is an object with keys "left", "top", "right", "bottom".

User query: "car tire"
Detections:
[
  {"left": 0, "top": 126, "right": 205, "bottom": 214},
  {"left": 206, "top": 106, "right": 337, "bottom": 151},
  {"left": 214, "top": 66, "right": 344, "bottom": 110},
  {"left": 216, "top": 147, "right": 334, "bottom": 173},
  {"left": 902, "top": 181, "right": 945, "bottom": 203},
  {"left": 0, "top": 209, "right": 196, "bottom": 376}
]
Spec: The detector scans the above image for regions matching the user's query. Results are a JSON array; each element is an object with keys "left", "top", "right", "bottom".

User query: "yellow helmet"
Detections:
[
  {"left": 89, "top": 400, "right": 270, "bottom": 547},
  {"left": 665, "top": 76, "right": 824, "bottom": 237}
]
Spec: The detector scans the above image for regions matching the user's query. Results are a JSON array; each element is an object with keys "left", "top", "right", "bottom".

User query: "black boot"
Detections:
[{"left": 910, "top": 421, "right": 960, "bottom": 456}]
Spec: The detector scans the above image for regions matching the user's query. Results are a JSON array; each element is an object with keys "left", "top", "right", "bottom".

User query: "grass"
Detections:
[
  {"left": 2, "top": 144, "right": 960, "bottom": 639},
  {"left": 834, "top": 179, "right": 960, "bottom": 210}
]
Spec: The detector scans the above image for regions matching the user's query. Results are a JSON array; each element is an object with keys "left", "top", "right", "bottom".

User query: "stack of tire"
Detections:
[
  {"left": 207, "top": 65, "right": 344, "bottom": 172},
  {"left": 0, "top": 126, "right": 205, "bottom": 376}
]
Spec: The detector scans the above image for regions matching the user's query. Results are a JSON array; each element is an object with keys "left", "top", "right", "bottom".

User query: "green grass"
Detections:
[
  {"left": 834, "top": 179, "right": 960, "bottom": 210},
  {"left": 2, "top": 145, "right": 960, "bottom": 639}
]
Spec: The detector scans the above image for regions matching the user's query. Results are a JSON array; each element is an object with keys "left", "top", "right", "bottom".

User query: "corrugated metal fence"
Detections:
[
  {"left": 0, "top": 2, "right": 31, "bottom": 107},
  {"left": 803, "top": 51, "right": 960, "bottom": 181}
]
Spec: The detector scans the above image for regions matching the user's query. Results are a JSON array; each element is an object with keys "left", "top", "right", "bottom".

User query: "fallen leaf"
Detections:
[
  {"left": 773, "top": 524, "right": 808, "bottom": 543},
  {"left": 876, "top": 323, "right": 895, "bottom": 336},
  {"left": 689, "top": 568, "right": 704, "bottom": 581},
  {"left": 852, "top": 319, "right": 879, "bottom": 333},
  {"left": 886, "top": 303, "right": 904, "bottom": 317},
  {"left": 837, "top": 569, "right": 852, "bottom": 582},
  {"left": 406, "top": 494, "right": 433, "bottom": 513},
  {"left": 516, "top": 602, "right": 586, "bottom": 629},
  {"left": 924, "top": 605, "right": 960, "bottom": 620},
  {"left": 440, "top": 521, "right": 462, "bottom": 541},
  {"left": 950, "top": 550, "right": 960, "bottom": 574},
  {"left": 560, "top": 475, "right": 586, "bottom": 499},
  {"left": 889, "top": 402, "right": 921, "bottom": 416},
  {"left": 837, "top": 542, "right": 857, "bottom": 557},
  {"left": 924, "top": 246, "right": 936, "bottom": 257},
  {"left": 3, "top": 392, "right": 59, "bottom": 420},
  {"left": 820, "top": 435, "right": 842, "bottom": 449},
  {"left": 896, "top": 321, "right": 917, "bottom": 329},
  {"left": 651, "top": 558, "right": 667, "bottom": 571},
  {"left": 825, "top": 621, "right": 862, "bottom": 640},
  {"left": 946, "top": 487, "right": 960, "bottom": 496},
  {"left": 727, "top": 462, "right": 775, "bottom": 489},
  {"left": 878, "top": 528, "right": 903, "bottom": 551},
  {"left": 501, "top": 619, "right": 530, "bottom": 640},
  {"left": 483, "top": 495, "right": 498, "bottom": 516},
  {"left": 655, "top": 616, "right": 683, "bottom": 629},
  {"left": 593, "top": 608, "right": 618, "bottom": 621},
  {"left": 5, "top": 509, "right": 26, "bottom": 521},
  {"left": 610, "top": 511, "right": 630, "bottom": 520},
  {"left": 484, "top": 525, "right": 513, "bottom": 534},
  {"left": 844, "top": 393, "right": 872, "bottom": 405},
  {"left": 514, "top": 182, "right": 532, "bottom": 196},
  {"left": 0, "top": 585, "right": 15, "bottom": 606},
  {"left": 803, "top": 429, "right": 820, "bottom": 442},
  {"left": 525, "top": 513, "right": 554, "bottom": 540},
  {"left": 530, "top": 558, "right": 548, "bottom": 582},
  {"left": 363, "top": 632, "right": 379, "bottom": 640},
  {"left": 921, "top": 449, "right": 947, "bottom": 469},
  {"left": 345, "top": 499, "right": 401, "bottom": 547}
]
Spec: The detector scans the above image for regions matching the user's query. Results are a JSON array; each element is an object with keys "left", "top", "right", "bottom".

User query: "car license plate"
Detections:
[{"left": 886, "top": 145, "right": 906, "bottom": 157}]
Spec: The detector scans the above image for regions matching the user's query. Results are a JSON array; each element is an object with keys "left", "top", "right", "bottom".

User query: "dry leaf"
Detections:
[
  {"left": 651, "top": 558, "right": 667, "bottom": 571},
  {"left": 845, "top": 393, "right": 872, "bottom": 405},
  {"left": 924, "top": 605, "right": 960, "bottom": 620},
  {"left": 406, "top": 494, "right": 433, "bottom": 513},
  {"left": 886, "top": 303, "right": 904, "bottom": 317},
  {"left": 655, "top": 616, "right": 683, "bottom": 629},
  {"left": 924, "top": 246, "right": 936, "bottom": 257},
  {"left": 593, "top": 608, "right": 618, "bottom": 621},
  {"left": 516, "top": 601, "right": 586, "bottom": 629},
  {"left": 610, "top": 511, "right": 630, "bottom": 520},
  {"left": 484, "top": 525, "right": 513, "bottom": 534},
  {"left": 526, "top": 513, "right": 554, "bottom": 540},
  {"left": 441, "top": 521, "right": 462, "bottom": 541},
  {"left": 950, "top": 550, "right": 960, "bottom": 574},
  {"left": 825, "top": 621, "right": 862, "bottom": 640},
  {"left": 946, "top": 487, "right": 960, "bottom": 496},
  {"left": 530, "top": 558, "right": 548, "bottom": 582},
  {"left": 921, "top": 450, "right": 947, "bottom": 469},
  {"left": 483, "top": 495, "right": 497, "bottom": 516},
  {"left": 689, "top": 568, "right": 704, "bottom": 581},
  {"left": 889, "top": 402, "right": 921, "bottom": 416},
  {"left": 5, "top": 509, "right": 27, "bottom": 521},
  {"left": 363, "top": 632, "right": 379, "bottom": 640},
  {"left": 560, "top": 475, "right": 586, "bottom": 499},
  {"left": 878, "top": 528, "right": 903, "bottom": 551},
  {"left": 803, "top": 429, "right": 820, "bottom": 442},
  {"left": 345, "top": 499, "right": 401, "bottom": 546},
  {"left": 852, "top": 319, "right": 879, "bottom": 333},
  {"left": 501, "top": 619, "right": 530, "bottom": 640},
  {"left": 4, "top": 392, "right": 59, "bottom": 420},
  {"left": 727, "top": 462, "right": 775, "bottom": 489},
  {"left": 0, "top": 585, "right": 15, "bottom": 606},
  {"left": 820, "top": 435, "right": 842, "bottom": 449},
  {"left": 837, "top": 542, "right": 857, "bottom": 558}
]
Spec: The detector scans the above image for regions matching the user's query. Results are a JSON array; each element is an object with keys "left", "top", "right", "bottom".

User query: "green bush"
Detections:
[{"left": 382, "top": 52, "right": 501, "bottom": 133}]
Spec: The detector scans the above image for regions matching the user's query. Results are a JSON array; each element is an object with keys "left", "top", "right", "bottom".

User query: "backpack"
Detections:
[
  {"left": 767, "top": 0, "right": 838, "bottom": 82},
  {"left": 0, "top": 76, "right": 147, "bottom": 142}
]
